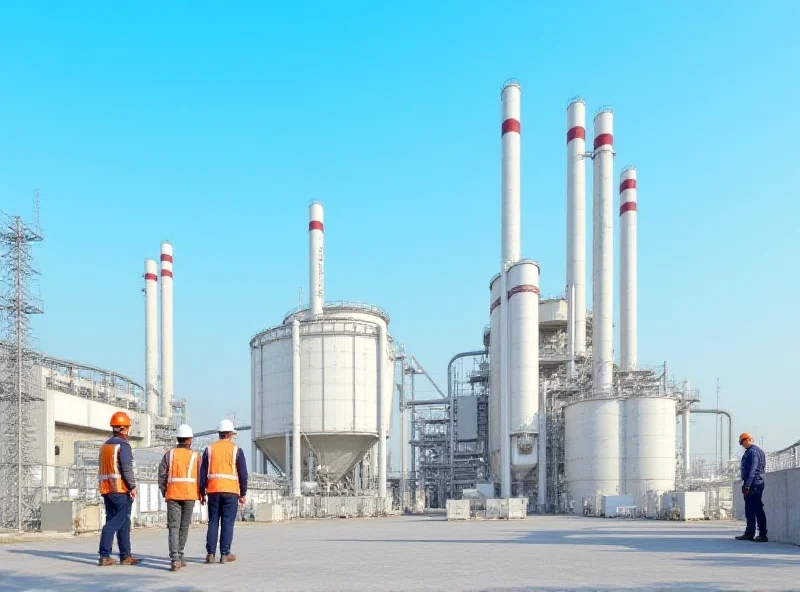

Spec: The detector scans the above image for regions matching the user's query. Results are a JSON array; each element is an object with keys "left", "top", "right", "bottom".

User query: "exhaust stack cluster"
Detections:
[{"left": 143, "top": 241, "right": 175, "bottom": 418}]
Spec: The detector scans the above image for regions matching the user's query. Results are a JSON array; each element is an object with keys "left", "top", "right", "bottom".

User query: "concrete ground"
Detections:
[{"left": 1, "top": 516, "right": 798, "bottom": 591}]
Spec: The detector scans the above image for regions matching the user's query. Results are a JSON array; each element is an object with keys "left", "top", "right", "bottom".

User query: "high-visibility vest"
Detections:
[
  {"left": 206, "top": 440, "right": 240, "bottom": 495},
  {"left": 98, "top": 443, "right": 130, "bottom": 495},
  {"left": 165, "top": 447, "right": 200, "bottom": 501}
]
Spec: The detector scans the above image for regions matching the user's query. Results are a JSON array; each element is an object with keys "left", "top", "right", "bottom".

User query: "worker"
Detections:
[
  {"left": 159, "top": 423, "right": 200, "bottom": 571},
  {"left": 98, "top": 411, "right": 141, "bottom": 566},
  {"left": 199, "top": 419, "right": 248, "bottom": 564},
  {"left": 736, "top": 432, "right": 768, "bottom": 542}
]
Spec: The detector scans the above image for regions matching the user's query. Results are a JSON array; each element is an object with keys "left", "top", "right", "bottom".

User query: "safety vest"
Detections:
[
  {"left": 165, "top": 447, "right": 200, "bottom": 501},
  {"left": 98, "top": 443, "right": 130, "bottom": 495},
  {"left": 206, "top": 440, "right": 240, "bottom": 495}
]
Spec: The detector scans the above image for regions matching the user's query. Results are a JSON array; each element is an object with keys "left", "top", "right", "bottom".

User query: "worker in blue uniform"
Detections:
[{"left": 735, "top": 432, "right": 768, "bottom": 542}]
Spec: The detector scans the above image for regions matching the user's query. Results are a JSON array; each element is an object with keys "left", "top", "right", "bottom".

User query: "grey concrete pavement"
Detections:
[{"left": 1, "top": 516, "right": 798, "bottom": 591}]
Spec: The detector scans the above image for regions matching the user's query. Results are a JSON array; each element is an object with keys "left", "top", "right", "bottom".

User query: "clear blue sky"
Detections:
[{"left": 1, "top": 2, "right": 798, "bottom": 465}]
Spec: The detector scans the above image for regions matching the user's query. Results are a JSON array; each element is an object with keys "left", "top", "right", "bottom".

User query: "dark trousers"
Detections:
[
  {"left": 744, "top": 483, "right": 767, "bottom": 536},
  {"left": 206, "top": 493, "right": 239, "bottom": 556},
  {"left": 99, "top": 493, "right": 132, "bottom": 558},
  {"left": 167, "top": 500, "right": 195, "bottom": 561}
]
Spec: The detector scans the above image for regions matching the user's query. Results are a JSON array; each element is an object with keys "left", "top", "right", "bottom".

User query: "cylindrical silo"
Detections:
[
  {"left": 564, "top": 398, "right": 623, "bottom": 509},
  {"left": 566, "top": 98, "right": 587, "bottom": 357},
  {"left": 507, "top": 260, "right": 540, "bottom": 479},
  {"left": 251, "top": 303, "right": 394, "bottom": 487},
  {"left": 624, "top": 397, "right": 677, "bottom": 506},
  {"left": 619, "top": 167, "right": 638, "bottom": 371},
  {"left": 592, "top": 110, "right": 614, "bottom": 397},
  {"left": 144, "top": 259, "right": 158, "bottom": 415},
  {"left": 160, "top": 241, "right": 174, "bottom": 417}
]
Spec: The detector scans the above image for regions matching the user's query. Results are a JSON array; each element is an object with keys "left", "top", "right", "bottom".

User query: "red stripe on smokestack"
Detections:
[
  {"left": 161, "top": 254, "right": 173, "bottom": 263},
  {"left": 619, "top": 179, "right": 637, "bottom": 193},
  {"left": 501, "top": 118, "right": 521, "bottom": 136},
  {"left": 161, "top": 269, "right": 173, "bottom": 278},
  {"left": 593, "top": 133, "right": 613, "bottom": 150},
  {"left": 507, "top": 285, "right": 540, "bottom": 299},
  {"left": 144, "top": 273, "right": 158, "bottom": 281},
  {"left": 308, "top": 221, "right": 324, "bottom": 232},
  {"left": 619, "top": 202, "right": 637, "bottom": 215},
  {"left": 490, "top": 298, "right": 501, "bottom": 313},
  {"left": 567, "top": 126, "right": 586, "bottom": 144}
]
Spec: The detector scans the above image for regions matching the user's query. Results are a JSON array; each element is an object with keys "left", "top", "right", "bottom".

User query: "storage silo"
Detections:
[
  {"left": 624, "top": 396, "right": 677, "bottom": 507},
  {"left": 250, "top": 203, "right": 394, "bottom": 492}
]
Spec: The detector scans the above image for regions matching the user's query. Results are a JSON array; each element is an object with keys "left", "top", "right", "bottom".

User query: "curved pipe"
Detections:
[
  {"left": 684, "top": 408, "right": 734, "bottom": 463},
  {"left": 446, "top": 349, "right": 487, "bottom": 498}
]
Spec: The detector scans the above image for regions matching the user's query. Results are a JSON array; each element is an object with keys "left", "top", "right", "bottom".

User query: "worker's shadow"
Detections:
[{"left": 7, "top": 548, "right": 175, "bottom": 571}]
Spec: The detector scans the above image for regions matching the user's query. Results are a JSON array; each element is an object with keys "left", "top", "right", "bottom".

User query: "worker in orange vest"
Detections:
[
  {"left": 199, "top": 419, "right": 248, "bottom": 564},
  {"left": 98, "top": 411, "right": 141, "bottom": 566},
  {"left": 158, "top": 424, "right": 200, "bottom": 571}
]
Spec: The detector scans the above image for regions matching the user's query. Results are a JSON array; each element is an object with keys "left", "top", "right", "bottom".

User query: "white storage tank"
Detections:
[
  {"left": 625, "top": 397, "right": 677, "bottom": 506},
  {"left": 251, "top": 303, "right": 394, "bottom": 485},
  {"left": 564, "top": 398, "right": 623, "bottom": 509}
]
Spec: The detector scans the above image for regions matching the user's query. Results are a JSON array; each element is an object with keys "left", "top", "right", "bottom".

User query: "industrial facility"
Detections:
[{"left": 0, "top": 78, "right": 793, "bottom": 533}]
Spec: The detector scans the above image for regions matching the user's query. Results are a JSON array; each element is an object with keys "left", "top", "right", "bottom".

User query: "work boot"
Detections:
[
  {"left": 119, "top": 556, "right": 142, "bottom": 566},
  {"left": 98, "top": 557, "right": 116, "bottom": 567},
  {"left": 205, "top": 554, "right": 215, "bottom": 564},
  {"left": 180, "top": 559, "right": 188, "bottom": 568},
  {"left": 170, "top": 561, "right": 180, "bottom": 572},
  {"left": 219, "top": 554, "right": 237, "bottom": 564},
  {"left": 735, "top": 534, "right": 755, "bottom": 541},
  {"left": 755, "top": 534, "right": 769, "bottom": 542}
]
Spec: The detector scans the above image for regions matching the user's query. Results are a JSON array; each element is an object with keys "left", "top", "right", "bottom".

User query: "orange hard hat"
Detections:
[
  {"left": 110, "top": 411, "right": 132, "bottom": 428},
  {"left": 739, "top": 432, "right": 753, "bottom": 444}
]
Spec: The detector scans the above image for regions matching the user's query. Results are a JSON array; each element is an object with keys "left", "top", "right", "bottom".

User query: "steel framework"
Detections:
[{"left": 0, "top": 208, "right": 44, "bottom": 530}]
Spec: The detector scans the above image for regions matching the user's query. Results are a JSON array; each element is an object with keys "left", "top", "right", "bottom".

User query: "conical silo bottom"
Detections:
[{"left": 256, "top": 433, "right": 378, "bottom": 485}]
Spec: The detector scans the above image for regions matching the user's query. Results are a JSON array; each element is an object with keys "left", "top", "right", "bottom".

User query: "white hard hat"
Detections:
[
  {"left": 176, "top": 424, "right": 193, "bottom": 439},
  {"left": 217, "top": 419, "right": 235, "bottom": 433}
]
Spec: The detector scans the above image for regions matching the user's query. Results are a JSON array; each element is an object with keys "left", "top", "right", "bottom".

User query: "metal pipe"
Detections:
[
  {"left": 538, "top": 380, "right": 548, "bottom": 512},
  {"left": 399, "top": 358, "right": 407, "bottom": 509},
  {"left": 377, "top": 325, "right": 387, "bottom": 499},
  {"left": 284, "top": 432, "right": 291, "bottom": 481},
  {"left": 686, "top": 408, "right": 733, "bottom": 463},
  {"left": 292, "top": 320, "right": 301, "bottom": 497},
  {"left": 682, "top": 405, "right": 691, "bottom": 480},
  {"left": 500, "top": 266, "right": 511, "bottom": 498}
]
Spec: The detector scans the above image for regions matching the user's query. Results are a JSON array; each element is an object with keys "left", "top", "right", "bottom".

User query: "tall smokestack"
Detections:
[
  {"left": 160, "top": 241, "right": 174, "bottom": 417},
  {"left": 566, "top": 98, "right": 587, "bottom": 358},
  {"left": 144, "top": 259, "right": 158, "bottom": 414},
  {"left": 592, "top": 110, "right": 614, "bottom": 396},
  {"left": 309, "top": 202, "right": 324, "bottom": 316},
  {"left": 619, "top": 167, "right": 638, "bottom": 371},
  {"left": 501, "top": 80, "right": 521, "bottom": 266}
]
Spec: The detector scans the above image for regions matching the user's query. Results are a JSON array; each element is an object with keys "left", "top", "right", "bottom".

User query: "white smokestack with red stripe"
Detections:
[
  {"left": 144, "top": 259, "right": 158, "bottom": 414},
  {"left": 619, "top": 166, "right": 638, "bottom": 371},
  {"left": 566, "top": 98, "right": 587, "bottom": 358},
  {"left": 309, "top": 202, "right": 324, "bottom": 316},
  {"left": 160, "top": 241, "right": 174, "bottom": 417},
  {"left": 592, "top": 109, "right": 614, "bottom": 396},
  {"left": 501, "top": 80, "right": 521, "bottom": 266}
]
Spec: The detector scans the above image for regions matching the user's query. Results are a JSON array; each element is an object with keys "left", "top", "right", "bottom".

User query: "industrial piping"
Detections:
[
  {"left": 566, "top": 98, "right": 587, "bottom": 358},
  {"left": 160, "top": 241, "right": 174, "bottom": 417},
  {"left": 686, "top": 408, "right": 734, "bottom": 464},
  {"left": 620, "top": 166, "right": 638, "bottom": 371},
  {"left": 592, "top": 110, "right": 614, "bottom": 396},
  {"left": 378, "top": 325, "right": 387, "bottom": 499},
  {"left": 447, "top": 350, "right": 486, "bottom": 497},
  {"left": 144, "top": 259, "right": 158, "bottom": 414},
  {"left": 291, "top": 319, "right": 301, "bottom": 497},
  {"left": 309, "top": 202, "right": 324, "bottom": 316}
]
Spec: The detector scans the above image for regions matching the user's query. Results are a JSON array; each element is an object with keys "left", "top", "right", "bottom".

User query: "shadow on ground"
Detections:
[
  {"left": 0, "top": 569, "right": 201, "bottom": 592},
  {"left": 330, "top": 528, "right": 800, "bottom": 569}
]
